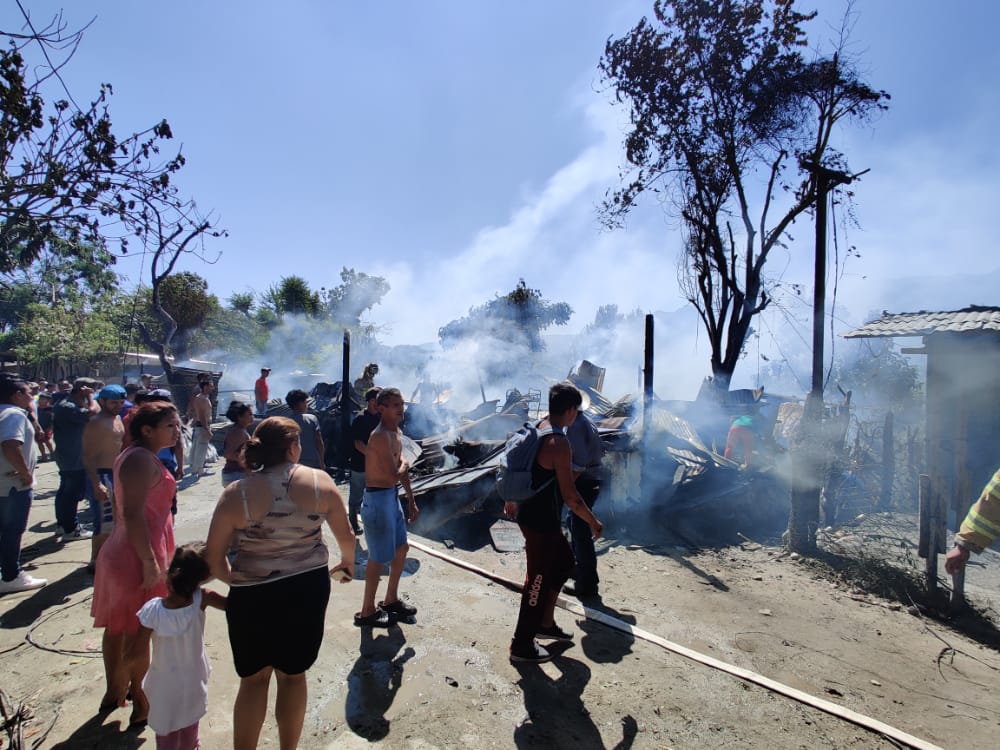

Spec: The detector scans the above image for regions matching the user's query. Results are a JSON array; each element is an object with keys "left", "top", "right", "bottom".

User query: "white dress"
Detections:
[{"left": 137, "top": 589, "right": 210, "bottom": 736}]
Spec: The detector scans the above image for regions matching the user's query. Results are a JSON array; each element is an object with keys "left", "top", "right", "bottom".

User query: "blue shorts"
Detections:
[
  {"left": 85, "top": 468, "right": 115, "bottom": 534},
  {"left": 361, "top": 487, "right": 408, "bottom": 564}
]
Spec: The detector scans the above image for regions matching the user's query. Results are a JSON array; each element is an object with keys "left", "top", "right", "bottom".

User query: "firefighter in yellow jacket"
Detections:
[{"left": 945, "top": 466, "right": 1000, "bottom": 574}]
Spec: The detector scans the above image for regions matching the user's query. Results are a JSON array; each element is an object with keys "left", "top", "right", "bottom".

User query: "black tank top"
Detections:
[{"left": 515, "top": 434, "right": 564, "bottom": 533}]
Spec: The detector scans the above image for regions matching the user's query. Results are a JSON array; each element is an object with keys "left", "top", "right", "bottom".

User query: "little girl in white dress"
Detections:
[{"left": 138, "top": 544, "right": 226, "bottom": 749}]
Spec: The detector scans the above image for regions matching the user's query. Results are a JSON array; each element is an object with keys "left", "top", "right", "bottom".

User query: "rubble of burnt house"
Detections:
[{"left": 240, "top": 359, "right": 875, "bottom": 545}]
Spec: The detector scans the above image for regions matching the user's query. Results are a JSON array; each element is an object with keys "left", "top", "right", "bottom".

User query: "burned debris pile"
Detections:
[{"left": 245, "top": 362, "right": 874, "bottom": 545}]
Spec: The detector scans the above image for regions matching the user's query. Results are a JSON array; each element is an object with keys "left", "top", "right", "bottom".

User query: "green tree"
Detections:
[
  {"left": 0, "top": 14, "right": 225, "bottom": 378},
  {"left": 438, "top": 279, "right": 572, "bottom": 352},
  {"left": 132, "top": 205, "right": 226, "bottom": 380},
  {"left": 599, "top": 0, "right": 888, "bottom": 393},
  {"left": 189, "top": 305, "right": 268, "bottom": 360},
  {"left": 262, "top": 275, "right": 321, "bottom": 318},
  {"left": 0, "top": 234, "right": 118, "bottom": 330},
  {"left": 12, "top": 302, "right": 119, "bottom": 373},
  {"left": 321, "top": 267, "right": 390, "bottom": 338},
  {"left": 160, "top": 271, "right": 215, "bottom": 336},
  {"left": 227, "top": 291, "right": 255, "bottom": 316}
]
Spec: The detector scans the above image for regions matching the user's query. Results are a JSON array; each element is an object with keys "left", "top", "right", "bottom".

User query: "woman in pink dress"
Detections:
[{"left": 91, "top": 401, "right": 182, "bottom": 727}]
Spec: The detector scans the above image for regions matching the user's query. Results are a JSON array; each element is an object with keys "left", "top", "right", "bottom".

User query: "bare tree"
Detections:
[
  {"left": 2, "top": 9, "right": 226, "bottom": 376},
  {"left": 134, "top": 199, "right": 225, "bottom": 380},
  {"left": 600, "top": 0, "right": 888, "bottom": 394},
  {"left": 0, "top": 9, "right": 193, "bottom": 268}
]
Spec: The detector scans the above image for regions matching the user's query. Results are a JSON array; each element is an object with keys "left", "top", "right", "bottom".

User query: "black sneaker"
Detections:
[
  {"left": 535, "top": 624, "right": 574, "bottom": 642},
  {"left": 510, "top": 641, "right": 552, "bottom": 664}
]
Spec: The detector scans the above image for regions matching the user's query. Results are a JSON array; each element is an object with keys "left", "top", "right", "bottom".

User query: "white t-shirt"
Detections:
[
  {"left": 0, "top": 404, "right": 36, "bottom": 496},
  {"left": 138, "top": 589, "right": 210, "bottom": 735}
]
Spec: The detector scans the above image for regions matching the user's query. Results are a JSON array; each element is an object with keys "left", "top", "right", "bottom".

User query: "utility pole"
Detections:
[{"left": 787, "top": 160, "right": 861, "bottom": 552}]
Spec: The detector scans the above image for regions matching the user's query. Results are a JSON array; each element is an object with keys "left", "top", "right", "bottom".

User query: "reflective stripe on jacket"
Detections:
[{"left": 957, "top": 466, "right": 1000, "bottom": 553}]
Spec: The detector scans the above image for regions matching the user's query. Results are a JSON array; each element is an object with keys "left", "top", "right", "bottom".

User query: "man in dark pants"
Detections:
[
  {"left": 505, "top": 383, "right": 603, "bottom": 664},
  {"left": 52, "top": 378, "right": 100, "bottom": 541},
  {"left": 564, "top": 410, "right": 605, "bottom": 599}
]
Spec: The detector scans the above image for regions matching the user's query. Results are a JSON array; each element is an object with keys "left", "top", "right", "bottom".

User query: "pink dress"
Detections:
[{"left": 91, "top": 447, "right": 176, "bottom": 635}]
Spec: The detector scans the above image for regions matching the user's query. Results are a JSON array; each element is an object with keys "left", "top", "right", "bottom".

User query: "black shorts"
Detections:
[{"left": 225, "top": 566, "right": 331, "bottom": 678}]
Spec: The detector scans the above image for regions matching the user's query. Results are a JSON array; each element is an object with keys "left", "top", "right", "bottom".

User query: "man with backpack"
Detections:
[{"left": 504, "top": 383, "right": 603, "bottom": 664}]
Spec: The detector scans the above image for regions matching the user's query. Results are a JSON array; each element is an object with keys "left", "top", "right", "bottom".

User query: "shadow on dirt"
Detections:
[
  {"left": 344, "top": 626, "right": 415, "bottom": 741},
  {"left": 49, "top": 713, "right": 148, "bottom": 749},
  {"left": 800, "top": 549, "right": 1000, "bottom": 651},
  {"left": 611, "top": 501, "right": 1000, "bottom": 651},
  {"left": 513, "top": 646, "right": 637, "bottom": 749},
  {"left": 0, "top": 566, "right": 93, "bottom": 629},
  {"left": 577, "top": 599, "right": 636, "bottom": 664}
]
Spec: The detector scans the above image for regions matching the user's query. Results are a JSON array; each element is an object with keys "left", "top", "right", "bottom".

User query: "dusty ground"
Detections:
[{"left": 2, "top": 460, "right": 1000, "bottom": 749}]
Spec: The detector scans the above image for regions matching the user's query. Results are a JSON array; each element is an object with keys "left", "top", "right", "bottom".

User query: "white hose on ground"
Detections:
[{"left": 407, "top": 538, "right": 944, "bottom": 750}]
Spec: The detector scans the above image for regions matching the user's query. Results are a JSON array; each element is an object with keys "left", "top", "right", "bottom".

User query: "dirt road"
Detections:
[{"left": 2, "top": 460, "right": 999, "bottom": 748}]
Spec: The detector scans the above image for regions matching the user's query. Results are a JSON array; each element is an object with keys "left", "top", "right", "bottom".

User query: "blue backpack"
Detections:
[{"left": 496, "top": 421, "right": 558, "bottom": 503}]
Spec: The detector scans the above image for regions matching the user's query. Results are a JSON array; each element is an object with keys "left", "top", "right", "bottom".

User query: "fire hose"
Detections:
[{"left": 407, "top": 539, "right": 944, "bottom": 750}]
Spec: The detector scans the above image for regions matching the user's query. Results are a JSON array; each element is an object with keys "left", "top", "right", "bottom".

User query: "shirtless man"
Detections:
[
  {"left": 354, "top": 387, "right": 419, "bottom": 628},
  {"left": 189, "top": 380, "right": 214, "bottom": 477},
  {"left": 82, "top": 384, "right": 126, "bottom": 563}
]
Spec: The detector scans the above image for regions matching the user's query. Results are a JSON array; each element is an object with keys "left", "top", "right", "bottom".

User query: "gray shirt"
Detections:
[
  {"left": 565, "top": 413, "right": 604, "bottom": 475},
  {"left": 291, "top": 412, "right": 322, "bottom": 469},
  {"left": 0, "top": 404, "right": 37, "bottom": 495}
]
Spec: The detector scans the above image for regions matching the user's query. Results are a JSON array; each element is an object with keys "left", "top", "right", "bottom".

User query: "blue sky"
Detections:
[{"left": 6, "top": 1, "right": 1000, "bottom": 393}]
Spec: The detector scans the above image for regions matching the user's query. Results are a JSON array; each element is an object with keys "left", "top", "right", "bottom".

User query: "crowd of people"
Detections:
[{"left": 0, "top": 366, "right": 622, "bottom": 748}]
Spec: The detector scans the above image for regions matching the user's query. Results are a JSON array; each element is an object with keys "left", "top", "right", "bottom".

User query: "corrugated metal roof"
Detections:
[{"left": 844, "top": 306, "right": 1000, "bottom": 338}]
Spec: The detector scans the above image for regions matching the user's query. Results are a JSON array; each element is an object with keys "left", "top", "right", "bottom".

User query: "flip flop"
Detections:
[
  {"left": 353, "top": 608, "right": 390, "bottom": 628},
  {"left": 379, "top": 599, "right": 417, "bottom": 617}
]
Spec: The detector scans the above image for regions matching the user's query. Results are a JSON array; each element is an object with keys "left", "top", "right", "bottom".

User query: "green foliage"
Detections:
[
  {"left": 254, "top": 268, "right": 390, "bottom": 345},
  {"left": 227, "top": 291, "right": 255, "bottom": 315},
  {"left": 322, "top": 267, "right": 390, "bottom": 331},
  {"left": 263, "top": 275, "right": 322, "bottom": 318},
  {"left": 438, "top": 279, "right": 572, "bottom": 352},
  {"left": 2, "top": 17, "right": 225, "bottom": 380},
  {"left": 600, "top": 0, "right": 889, "bottom": 388},
  {"left": 189, "top": 305, "right": 268, "bottom": 360},
  {"left": 0, "top": 232, "right": 118, "bottom": 315},
  {"left": 159, "top": 272, "right": 215, "bottom": 331},
  {"left": 11, "top": 302, "right": 120, "bottom": 372}
]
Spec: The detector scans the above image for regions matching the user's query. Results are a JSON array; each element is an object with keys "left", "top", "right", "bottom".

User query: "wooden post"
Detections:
[
  {"left": 641, "top": 314, "right": 654, "bottom": 504},
  {"left": 918, "top": 474, "right": 937, "bottom": 592},
  {"left": 880, "top": 411, "right": 894, "bottom": 510},
  {"left": 949, "top": 399, "right": 969, "bottom": 609},
  {"left": 954, "top": 398, "right": 971, "bottom": 532},
  {"left": 340, "top": 329, "right": 352, "bottom": 470},
  {"left": 951, "top": 567, "right": 967, "bottom": 611}
]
